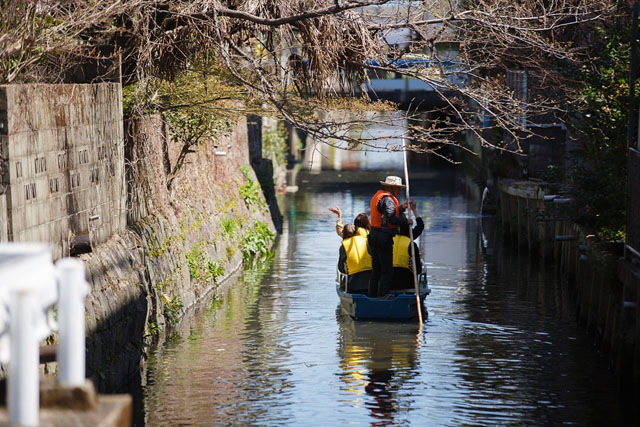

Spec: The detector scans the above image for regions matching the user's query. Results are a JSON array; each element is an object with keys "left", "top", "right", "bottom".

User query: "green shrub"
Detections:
[
  {"left": 242, "top": 221, "right": 275, "bottom": 260},
  {"left": 221, "top": 217, "right": 239, "bottom": 239},
  {"left": 540, "top": 164, "right": 565, "bottom": 194},
  {"left": 239, "top": 166, "right": 267, "bottom": 210},
  {"left": 186, "top": 244, "right": 207, "bottom": 279},
  {"left": 262, "top": 122, "right": 289, "bottom": 165},
  {"left": 163, "top": 295, "right": 184, "bottom": 326},
  {"left": 206, "top": 260, "right": 225, "bottom": 282},
  {"left": 240, "top": 179, "right": 263, "bottom": 207},
  {"left": 569, "top": 18, "right": 629, "bottom": 240},
  {"left": 226, "top": 246, "right": 236, "bottom": 259},
  {"left": 187, "top": 242, "right": 227, "bottom": 283}
]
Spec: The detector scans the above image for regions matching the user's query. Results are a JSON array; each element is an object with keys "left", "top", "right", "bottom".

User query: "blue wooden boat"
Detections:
[{"left": 336, "top": 270, "right": 430, "bottom": 320}]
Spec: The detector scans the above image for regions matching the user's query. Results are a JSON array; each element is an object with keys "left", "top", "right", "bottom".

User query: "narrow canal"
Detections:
[{"left": 140, "top": 167, "right": 625, "bottom": 425}]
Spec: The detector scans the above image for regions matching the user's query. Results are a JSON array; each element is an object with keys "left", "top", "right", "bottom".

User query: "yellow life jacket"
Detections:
[
  {"left": 342, "top": 235, "right": 372, "bottom": 274},
  {"left": 392, "top": 235, "right": 411, "bottom": 269},
  {"left": 356, "top": 227, "right": 369, "bottom": 237}
]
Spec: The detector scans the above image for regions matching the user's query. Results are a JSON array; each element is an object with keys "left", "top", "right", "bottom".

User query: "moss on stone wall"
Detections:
[{"left": 83, "top": 114, "right": 277, "bottom": 392}]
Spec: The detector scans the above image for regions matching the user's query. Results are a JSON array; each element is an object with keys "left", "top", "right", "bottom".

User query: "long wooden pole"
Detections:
[{"left": 402, "top": 137, "right": 423, "bottom": 325}]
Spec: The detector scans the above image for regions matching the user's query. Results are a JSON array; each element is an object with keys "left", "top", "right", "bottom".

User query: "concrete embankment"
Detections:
[
  {"left": 0, "top": 83, "right": 279, "bottom": 392},
  {"left": 83, "top": 113, "right": 277, "bottom": 391},
  {"left": 498, "top": 179, "right": 640, "bottom": 398}
]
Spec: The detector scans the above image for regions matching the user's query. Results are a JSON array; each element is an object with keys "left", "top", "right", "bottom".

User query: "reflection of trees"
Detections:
[
  {"left": 336, "top": 317, "right": 421, "bottom": 425},
  {"left": 454, "top": 212, "right": 554, "bottom": 422},
  {"left": 143, "top": 255, "right": 297, "bottom": 425},
  {"left": 452, "top": 218, "right": 622, "bottom": 425},
  {"left": 232, "top": 255, "right": 297, "bottom": 423}
]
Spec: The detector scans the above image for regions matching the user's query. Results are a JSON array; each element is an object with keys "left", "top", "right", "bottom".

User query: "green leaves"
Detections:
[
  {"left": 240, "top": 179, "right": 263, "bottom": 207},
  {"left": 187, "top": 244, "right": 207, "bottom": 280},
  {"left": 187, "top": 242, "right": 225, "bottom": 283},
  {"left": 162, "top": 295, "right": 183, "bottom": 326},
  {"left": 239, "top": 166, "right": 267, "bottom": 211},
  {"left": 242, "top": 221, "right": 275, "bottom": 261},
  {"left": 569, "top": 15, "right": 630, "bottom": 239},
  {"left": 262, "top": 123, "right": 288, "bottom": 165},
  {"left": 207, "top": 261, "right": 225, "bottom": 281}
]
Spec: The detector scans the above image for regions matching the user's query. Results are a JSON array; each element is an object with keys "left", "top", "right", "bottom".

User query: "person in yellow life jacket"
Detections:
[
  {"left": 329, "top": 207, "right": 370, "bottom": 237},
  {"left": 338, "top": 224, "right": 373, "bottom": 293},
  {"left": 353, "top": 213, "right": 370, "bottom": 237},
  {"left": 367, "top": 176, "right": 409, "bottom": 298},
  {"left": 391, "top": 200, "right": 424, "bottom": 290}
]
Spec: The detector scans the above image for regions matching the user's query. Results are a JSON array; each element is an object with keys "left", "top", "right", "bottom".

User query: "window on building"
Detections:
[
  {"left": 49, "top": 178, "right": 59, "bottom": 193},
  {"left": 57, "top": 153, "right": 68, "bottom": 170},
  {"left": 93, "top": 168, "right": 99, "bottom": 184},
  {"left": 78, "top": 149, "right": 89, "bottom": 165},
  {"left": 34, "top": 157, "right": 46, "bottom": 174},
  {"left": 25, "top": 182, "right": 36, "bottom": 200},
  {"left": 16, "top": 161, "right": 22, "bottom": 178}
]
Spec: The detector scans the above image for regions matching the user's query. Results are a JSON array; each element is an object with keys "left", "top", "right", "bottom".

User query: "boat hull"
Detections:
[{"left": 337, "top": 285, "right": 428, "bottom": 320}]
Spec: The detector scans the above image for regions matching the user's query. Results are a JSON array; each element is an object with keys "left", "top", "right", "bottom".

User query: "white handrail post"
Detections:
[
  {"left": 8, "top": 290, "right": 40, "bottom": 426},
  {"left": 56, "top": 258, "right": 88, "bottom": 386}
]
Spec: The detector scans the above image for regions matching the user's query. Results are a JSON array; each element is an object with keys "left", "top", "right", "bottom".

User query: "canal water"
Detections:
[{"left": 141, "top": 167, "right": 625, "bottom": 426}]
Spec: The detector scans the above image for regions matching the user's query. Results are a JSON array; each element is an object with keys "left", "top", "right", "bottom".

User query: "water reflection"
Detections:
[
  {"left": 337, "top": 317, "right": 420, "bottom": 426},
  {"left": 142, "top": 262, "right": 297, "bottom": 426},
  {"left": 141, "top": 168, "right": 626, "bottom": 426}
]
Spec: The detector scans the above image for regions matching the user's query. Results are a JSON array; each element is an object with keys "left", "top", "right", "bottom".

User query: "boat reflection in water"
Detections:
[{"left": 336, "top": 315, "right": 421, "bottom": 425}]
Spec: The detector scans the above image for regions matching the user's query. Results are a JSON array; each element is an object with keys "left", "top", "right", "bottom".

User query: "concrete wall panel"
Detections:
[
  {"left": 0, "top": 83, "right": 125, "bottom": 259},
  {"left": 0, "top": 195, "right": 6, "bottom": 241}
]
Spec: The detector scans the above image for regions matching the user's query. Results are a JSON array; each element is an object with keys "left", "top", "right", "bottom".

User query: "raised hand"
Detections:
[{"left": 328, "top": 206, "right": 342, "bottom": 218}]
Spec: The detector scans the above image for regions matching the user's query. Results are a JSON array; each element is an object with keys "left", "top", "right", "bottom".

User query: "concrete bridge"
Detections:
[{"left": 357, "top": 58, "right": 469, "bottom": 108}]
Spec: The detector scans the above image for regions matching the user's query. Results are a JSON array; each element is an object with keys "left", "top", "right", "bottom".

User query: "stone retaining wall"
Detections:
[
  {"left": 498, "top": 179, "right": 639, "bottom": 396},
  {"left": 0, "top": 84, "right": 277, "bottom": 391},
  {"left": 82, "top": 113, "right": 274, "bottom": 390},
  {"left": 0, "top": 84, "right": 125, "bottom": 259}
]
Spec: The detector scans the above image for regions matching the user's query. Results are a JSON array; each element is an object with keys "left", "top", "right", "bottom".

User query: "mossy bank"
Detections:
[{"left": 80, "top": 114, "right": 277, "bottom": 391}]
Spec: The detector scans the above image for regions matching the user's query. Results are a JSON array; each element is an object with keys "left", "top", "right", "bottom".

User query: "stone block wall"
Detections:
[
  {"left": 82, "top": 113, "right": 275, "bottom": 390},
  {"left": 124, "top": 114, "right": 171, "bottom": 225},
  {"left": 0, "top": 84, "right": 126, "bottom": 259},
  {"left": 0, "top": 84, "right": 278, "bottom": 392}
]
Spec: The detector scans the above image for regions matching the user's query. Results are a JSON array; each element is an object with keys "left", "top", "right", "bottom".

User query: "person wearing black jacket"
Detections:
[
  {"left": 367, "top": 176, "right": 409, "bottom": 298},
  {"left": 391, "top": 200, "right": 424, "bottom": 290}
]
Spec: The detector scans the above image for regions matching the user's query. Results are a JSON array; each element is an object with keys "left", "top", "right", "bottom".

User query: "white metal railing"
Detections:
[{"left": 0, "top": 243, "right": 88, "bottom": 426}]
